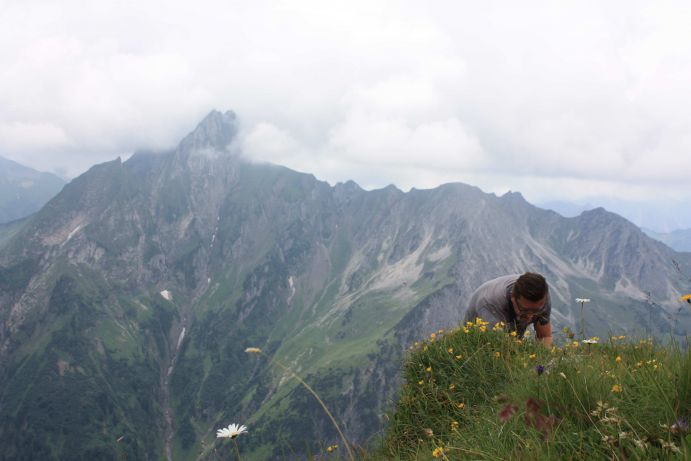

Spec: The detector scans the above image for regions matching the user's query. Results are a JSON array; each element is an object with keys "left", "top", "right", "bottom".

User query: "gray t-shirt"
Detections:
[{"left": 463, "top": 274, "right": 551, "bottom": 337}]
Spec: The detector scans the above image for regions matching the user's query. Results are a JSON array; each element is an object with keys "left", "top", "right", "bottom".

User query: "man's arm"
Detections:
[{"left": 534, "top": 322, "right": 553, "bottom": 347}]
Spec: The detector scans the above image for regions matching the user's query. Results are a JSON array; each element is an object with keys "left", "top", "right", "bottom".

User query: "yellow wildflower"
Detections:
[
  {"left": 430, "top": 332, "right": 437, "bottom": 340},
  {"left": 432, "top": 447, "right": 444, "bottom": 458},
  {"left": 463, "top": 328, "right": 470, "bottom": 334},
  {"left": 480, "top": 326, "right": 487, "bottom": 332},
  {"left": 572, "top": 341, "right": 579, "bottom": 348},
  {"left": 457, "top": 402, "right": 465, "bottom": 409},
  {"left": 447, "top": 347, "right": 454, "bottom": 354},
  {"left": 455, "top": 354, "right": 463, "bottom": 360},
  {"left": 450, "top": 420, "right": 459, "bottom": 430},
  {"left": 615, "top": 356, "right": 622, "bottom": 363},
  {"left": 449, "top": 384, "right": 456, "bottom": 390},
  {"left": 326, "top": 444, "right": 338, "bottom": 453},
  {"left": 425, "top": 366, "right": 432, "bottom": 372},
  {"left": 438, "top": 328, "right": 445, "bottom": 334},
  {"left": 418, "top": 380, "right": 424, "bottom": 385},
  {"left": 611, "top": 384, "right": 622, "bottom": 393},
  {"left": 494, "top": 352, "right": 501, "bottom": 359},
  {"left": 510, "top": 331, "right": 517, "bottom": 337},
  {"left": 529, "top": 354, "right": 537, "bottom": 360}
]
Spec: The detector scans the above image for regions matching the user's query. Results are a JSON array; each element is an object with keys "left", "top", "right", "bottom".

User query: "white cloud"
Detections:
[
  {"left": 1, "top": 0, "right": 690, "bottom": 225},
  {"left": 0, "top": 121, "right": 71, "bottom": 152}
]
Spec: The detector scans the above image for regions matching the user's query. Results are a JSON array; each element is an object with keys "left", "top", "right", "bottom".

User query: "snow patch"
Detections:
[
  {"left": 176, "top": 327, "right": 186, "bottom": 349},
  {"left": 64, "top": 225, "right": 82, "bottom": 244},
  {"left": 287, "top": 276, "right": 296, "bottom": 303}
]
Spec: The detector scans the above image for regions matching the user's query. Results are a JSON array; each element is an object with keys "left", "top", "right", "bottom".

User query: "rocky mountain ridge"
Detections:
[{"left": 0, "top": 110, "right": 689, "bottom": 460}]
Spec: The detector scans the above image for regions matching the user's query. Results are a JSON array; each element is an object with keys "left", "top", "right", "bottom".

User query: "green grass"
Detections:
[{"left": 365, "top": 321, "right": 690, "bottom": 460}]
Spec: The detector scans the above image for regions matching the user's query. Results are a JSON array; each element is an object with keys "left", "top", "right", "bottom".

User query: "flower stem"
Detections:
[
  {"left": 233, "top": 438, "right": 242, "bottom": 461},
  {"left": 267, "top": 354, "right": 356, "bottom": 461},
  {"left": 579, "top": 301, "right": 585, "bottom": 340}
]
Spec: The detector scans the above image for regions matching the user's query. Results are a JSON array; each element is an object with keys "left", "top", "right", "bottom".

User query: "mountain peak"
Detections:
[{"left": 178, "top": 110, "right": 238, "bottom": 154}]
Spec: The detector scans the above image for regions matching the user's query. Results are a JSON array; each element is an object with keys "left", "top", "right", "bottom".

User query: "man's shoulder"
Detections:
[
  {"left": 468, "top": 275, "right": 517, "bottom": 311},
  {"left": 476, "top": 274, "right": 520, "bottom": 292}
]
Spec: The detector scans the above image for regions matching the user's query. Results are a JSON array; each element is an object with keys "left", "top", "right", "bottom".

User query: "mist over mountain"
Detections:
[
  {"left": 1, "top": 111, "right": 689, "bottom": 460},
  {"left": 0, "top": 156, "right": 66, "bottom": 224}
]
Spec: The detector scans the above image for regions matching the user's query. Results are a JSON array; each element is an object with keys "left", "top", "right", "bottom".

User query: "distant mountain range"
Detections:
[
  {"left": 538, "top": 199, "right": 691, "bottom": 235},
  {"left": 538, "top": 200, "right": 691, "bottom": 253},
  {"left": 1, "top": 111, "right": 689, "bottom": 460},
  {"left": 642, "top": 227, "right": 691, "bottom": 253},
  {"left": 0, "top": 156, "right": 66, "bottom": 224}
]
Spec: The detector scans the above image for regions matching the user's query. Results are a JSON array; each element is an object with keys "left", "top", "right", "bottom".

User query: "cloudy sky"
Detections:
[{"left": 2, "top": 1, "right": 691, "bottom": 229}]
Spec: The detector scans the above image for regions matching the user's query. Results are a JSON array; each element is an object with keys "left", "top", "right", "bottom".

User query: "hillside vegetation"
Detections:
[{"left": 368, "top": 319, "right": 690, "bottom": 460}]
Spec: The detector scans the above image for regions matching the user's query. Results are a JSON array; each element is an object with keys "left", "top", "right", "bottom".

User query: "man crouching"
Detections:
[{"left": 463, "top": 272, "right": 553, "bottom": 347}]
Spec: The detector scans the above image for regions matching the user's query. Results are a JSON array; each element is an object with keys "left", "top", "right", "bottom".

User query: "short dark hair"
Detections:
[{"left": 513, "top": 272, "right": 548, "bottom": 302}]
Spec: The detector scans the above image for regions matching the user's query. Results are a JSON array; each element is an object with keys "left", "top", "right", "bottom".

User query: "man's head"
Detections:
[
  {"left": 513, "top": 272, "right": 548, "bottom": 302},
  {"left": 511, "top": 272, "right": 548, "bottom": 321}
]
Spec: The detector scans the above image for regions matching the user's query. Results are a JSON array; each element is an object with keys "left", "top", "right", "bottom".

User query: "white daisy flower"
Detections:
[{"left": 216, "top": 423, "right": 248, "bottom": 439}]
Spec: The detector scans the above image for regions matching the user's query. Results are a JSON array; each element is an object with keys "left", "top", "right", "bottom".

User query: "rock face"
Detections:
[
  {"left": 0, "top": 110, "right": 689, "bottom": 460},
  {"left": 0, "top": 156, "right": 66, "bottom": 224}
]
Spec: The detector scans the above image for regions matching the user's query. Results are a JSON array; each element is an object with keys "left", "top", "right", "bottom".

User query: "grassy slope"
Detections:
[
  {"left": 370, "top": 320, "right": 691, "bottom": 461},
  {"left": 0, "top": 266, "right": 176, "bottom": 460}
]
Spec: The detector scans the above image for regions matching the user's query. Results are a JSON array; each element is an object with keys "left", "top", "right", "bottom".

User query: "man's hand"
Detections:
[{"left": 535, "top": 322, "right": 553, "bottom": 347}]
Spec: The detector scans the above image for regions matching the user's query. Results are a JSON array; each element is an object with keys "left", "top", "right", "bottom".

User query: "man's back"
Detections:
[{"left": 463, "top": 274, "right": 518, "bottom": 325}]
